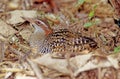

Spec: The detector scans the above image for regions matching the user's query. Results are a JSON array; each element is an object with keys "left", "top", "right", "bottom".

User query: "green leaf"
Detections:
[
  {"left": 93, "top": 4, "right": 97, "bottom": 9},
  {"left": 78, "top": 0, "right": 85, "bottom": 4},
  {"left": 75, "top": 0, "right": 85, "bottom": 7},
  {"left": 88, "top": 10, "right": 94, "bottom": 19},
  {"left": 84, "top": 22, "right": 93, "bottom": 28},
  {"left": 114, "top": 46, "right": 120, "bottom": 53},
  {"left": 88, "top": 4, "right": 98, "bottom": 19}
]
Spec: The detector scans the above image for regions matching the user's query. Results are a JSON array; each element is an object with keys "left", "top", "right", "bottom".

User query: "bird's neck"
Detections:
[
  {"left": 38, "top": 25, "right": 52, "bottom": 36},
  {"left": 34, "top": 23, "right": 52, "bottom": 36}
]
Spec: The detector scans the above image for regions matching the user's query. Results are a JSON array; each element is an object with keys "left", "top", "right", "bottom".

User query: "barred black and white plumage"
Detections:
[
  {"left": 23, "top": 17, "right": 97, "bottom": 55},
  {"left": 38, "top": 29, "right": 97, "bottom": 54}
]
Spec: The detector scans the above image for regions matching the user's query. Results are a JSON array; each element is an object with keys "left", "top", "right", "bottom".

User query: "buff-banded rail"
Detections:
[{"left": 23, "top": 17, "right": 97, "bottom": 58}]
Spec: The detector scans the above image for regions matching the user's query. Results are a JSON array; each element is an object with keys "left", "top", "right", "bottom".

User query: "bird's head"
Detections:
[
  {"left": 22, "top": 17, "right": 53, "bottom": 53},
  {"left": 22, "top": 17, "right": 53, "bottom": 36}
]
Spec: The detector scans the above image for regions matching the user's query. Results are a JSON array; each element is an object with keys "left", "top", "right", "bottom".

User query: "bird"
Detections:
[{"left": 23, "top": 17, "right": 97, "bottom": 58}]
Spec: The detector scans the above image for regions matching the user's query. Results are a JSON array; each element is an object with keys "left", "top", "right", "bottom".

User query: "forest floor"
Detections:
[{"left": 0, "top": 0, "right": 120, "bottom": 79}]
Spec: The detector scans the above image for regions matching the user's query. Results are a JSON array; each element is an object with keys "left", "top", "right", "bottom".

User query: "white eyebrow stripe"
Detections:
[{"left": 37, "top": 20, "right": 48, "bottom": 28}]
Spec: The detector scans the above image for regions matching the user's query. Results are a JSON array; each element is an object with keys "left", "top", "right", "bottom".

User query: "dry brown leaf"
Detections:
[
  {"left": 0, "top": 20, "right": 16, "bottom": 37},
  {"left": 32, "top": 53, "right": 70, "bottom": 74},
  {"left": 20, "top": 29, "right": 32, "bottom": 41},
  {"left": 6, "top": 10, "right": 37, "bottom": 25},
  {"left": 74, "top": 54, "right": 119, "bottom": 76},
  {"left": 32, "top": 52, "right": 119, "bottom": 77},
  {"left": 15, "top": 75, "right": 37, "bottom": 79}
]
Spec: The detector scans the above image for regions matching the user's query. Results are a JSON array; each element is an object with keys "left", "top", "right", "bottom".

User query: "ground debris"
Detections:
[{"left": 0, "top": 0, "right": 120, "bottom": 79}]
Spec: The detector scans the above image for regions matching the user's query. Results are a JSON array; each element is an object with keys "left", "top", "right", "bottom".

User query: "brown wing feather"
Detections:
[{"left": 39, "top": 29, "right": 97, "bottom": 54}]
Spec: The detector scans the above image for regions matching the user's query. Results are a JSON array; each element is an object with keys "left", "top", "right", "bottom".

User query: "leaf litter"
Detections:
[{"left": 0, "top": 0, "right": 120, "bottom": 79}]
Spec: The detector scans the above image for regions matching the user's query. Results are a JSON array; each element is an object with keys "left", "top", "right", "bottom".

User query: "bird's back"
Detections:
[{"left": 39, "top": 29, "right": 97, "bottom": 55}]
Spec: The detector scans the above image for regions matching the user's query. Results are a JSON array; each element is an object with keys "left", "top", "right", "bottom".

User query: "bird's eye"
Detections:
[
  {"left": 36, "top": 20, "right": 49, "bottom": 28},
  {"left": 36, "top": 20, "right": 41, "bottom": 25}
]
